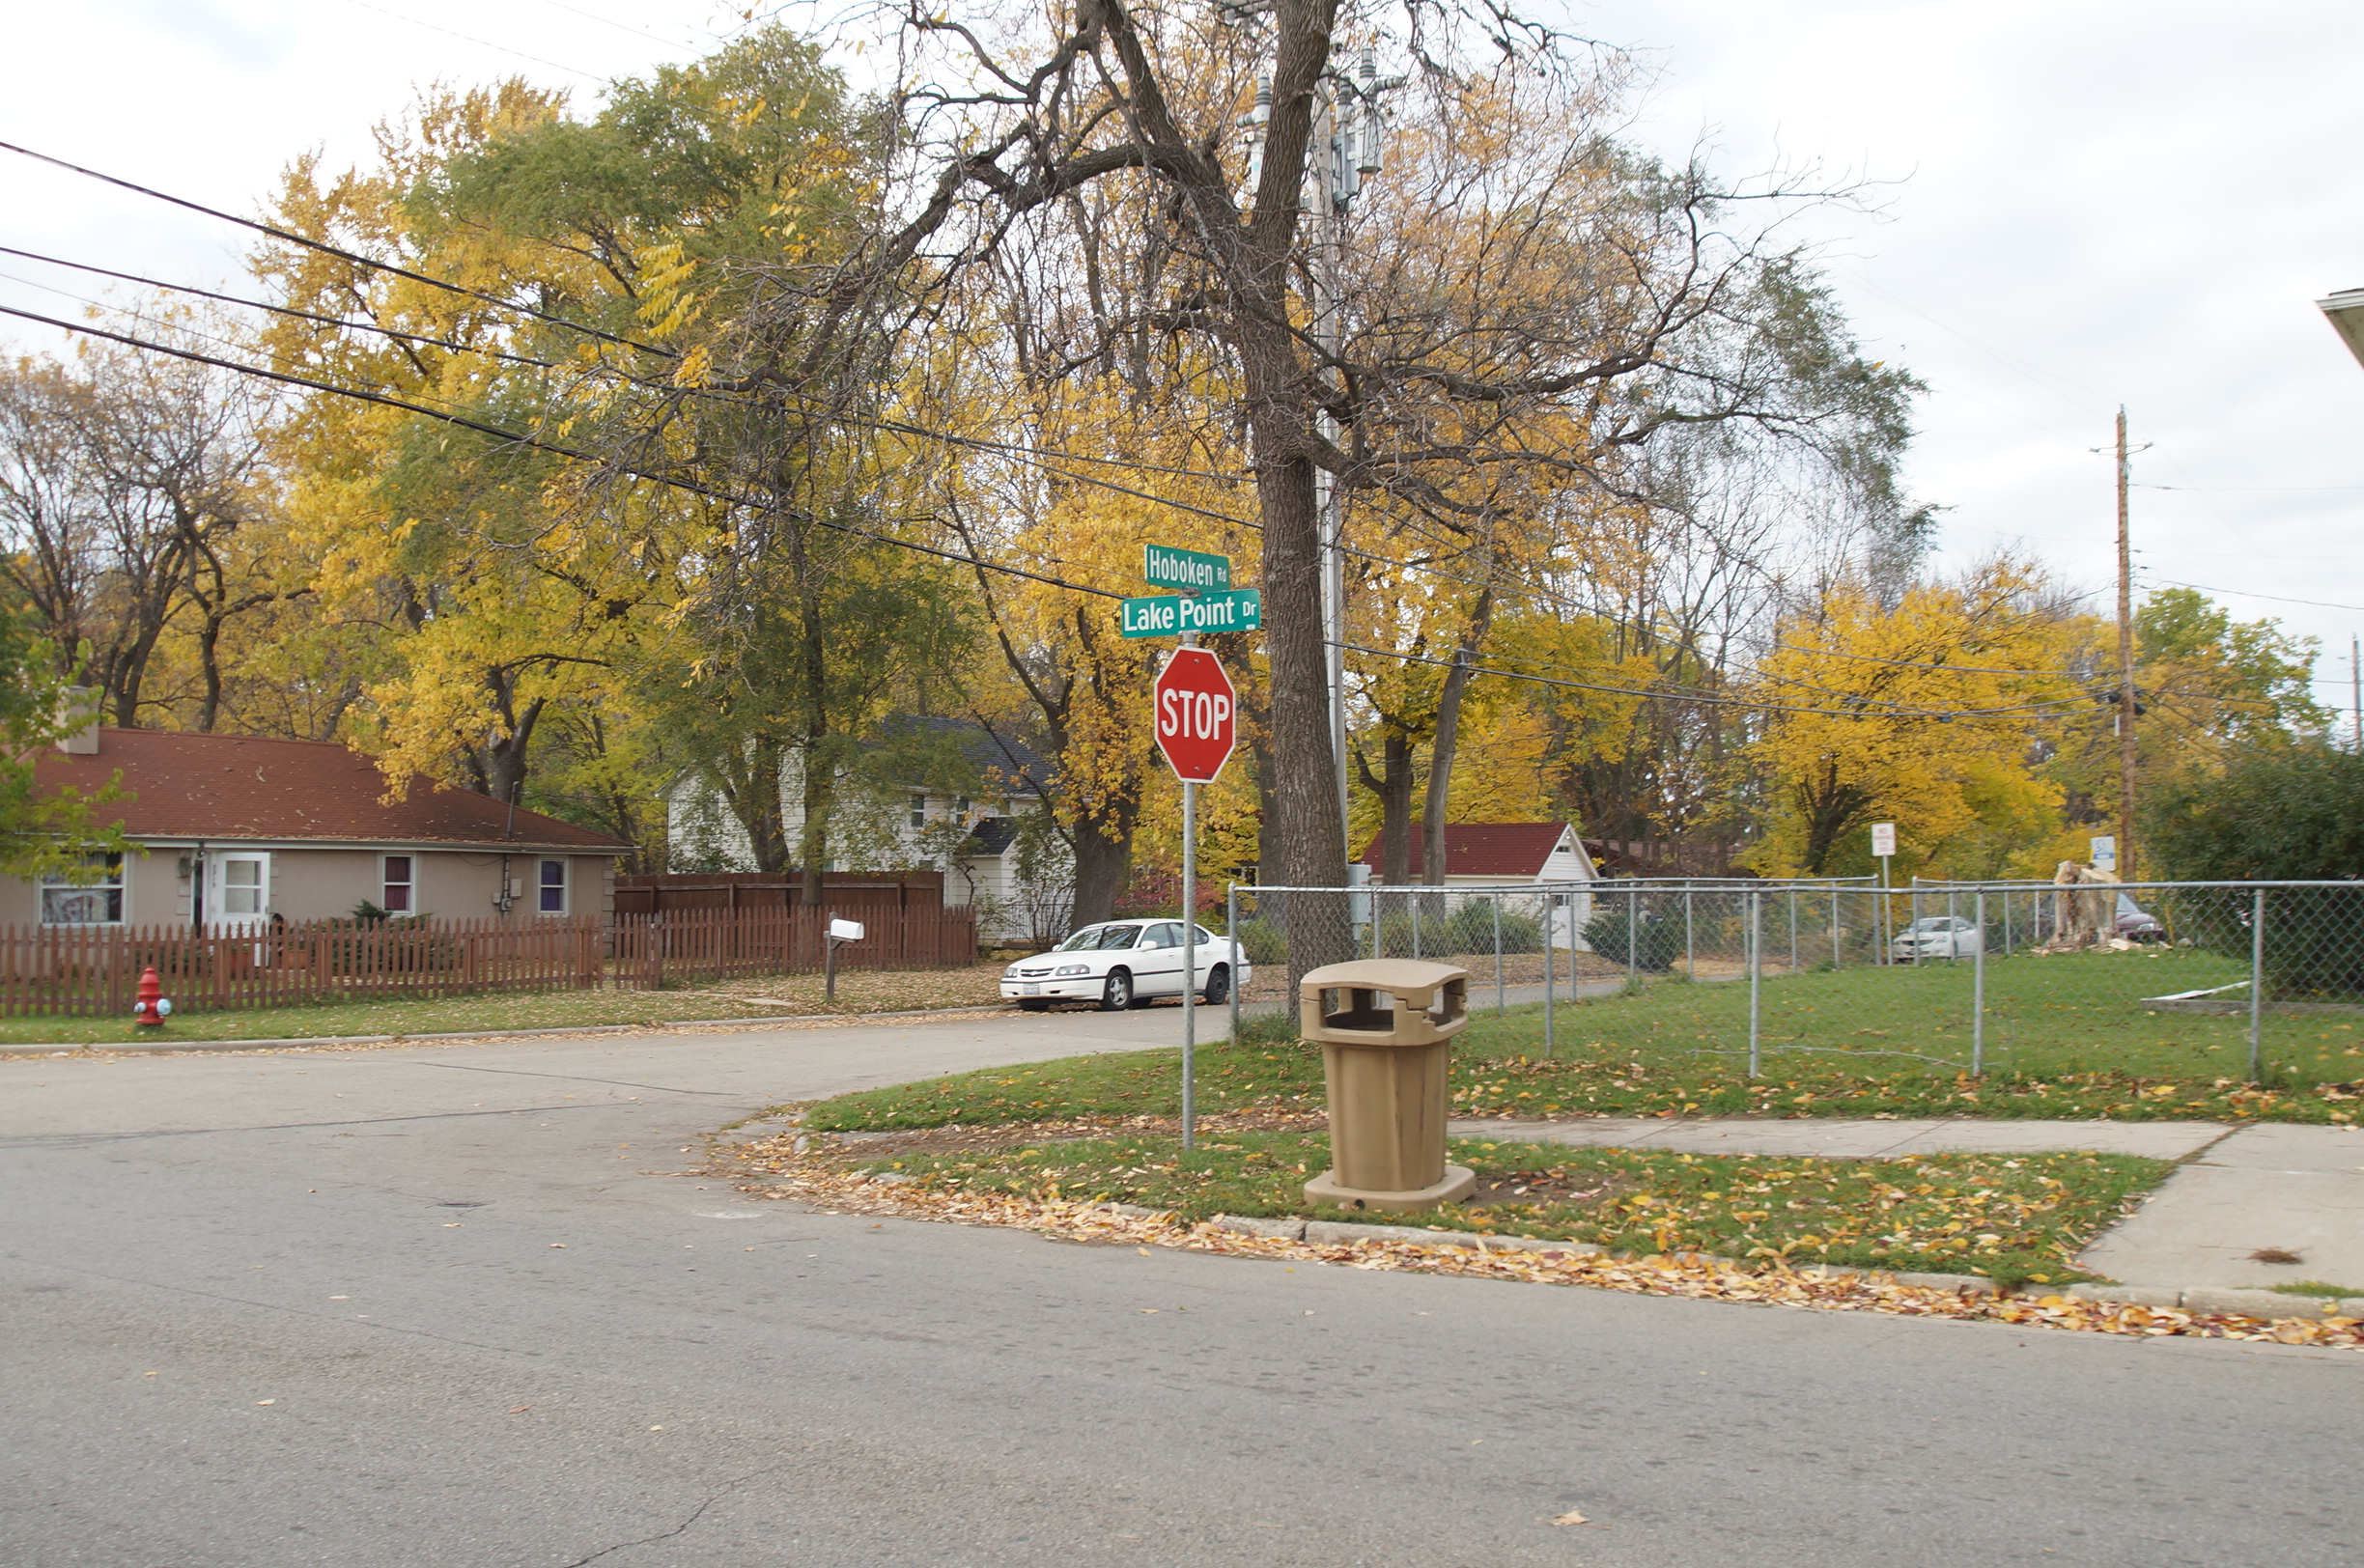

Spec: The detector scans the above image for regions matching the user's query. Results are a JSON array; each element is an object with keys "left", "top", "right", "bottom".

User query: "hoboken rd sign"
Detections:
[{"left": 1141, "top": 543, "right": 1230, "bottom": 593}]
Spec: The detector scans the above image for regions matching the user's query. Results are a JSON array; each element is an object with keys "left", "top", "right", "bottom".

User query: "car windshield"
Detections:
[
  {"left": 1908, "top": 918, "right": 1959, "bottom": 933},
  {"left": 1053, "top": 923, "right": 1144, "bottom": 952}
]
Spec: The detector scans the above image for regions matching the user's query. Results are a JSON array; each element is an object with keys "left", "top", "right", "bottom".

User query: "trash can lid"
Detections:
[{"left": 1299, "top": 959, "right": 1470, "bottom": 1001}]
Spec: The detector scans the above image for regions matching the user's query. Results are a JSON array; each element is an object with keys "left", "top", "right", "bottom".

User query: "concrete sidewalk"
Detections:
[{"left": 1453, "top": 1114, "right": 2364, "bottom": 1302}]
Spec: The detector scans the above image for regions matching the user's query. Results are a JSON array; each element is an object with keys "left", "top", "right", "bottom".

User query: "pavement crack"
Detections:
[
  {"left": 0, "top": 1104, "right": 622, "bottom": 1148},
  {"left": 558, "top": 1469, "right": 774, "bottom": 1567},
  {"left": 415, "top": 1062, "right": 739, "bottom": 1097}
]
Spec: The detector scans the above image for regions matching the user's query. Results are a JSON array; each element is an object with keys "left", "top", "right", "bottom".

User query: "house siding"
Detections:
[{"left": 0, "top": 847, "right": 616, "bottom": 930}]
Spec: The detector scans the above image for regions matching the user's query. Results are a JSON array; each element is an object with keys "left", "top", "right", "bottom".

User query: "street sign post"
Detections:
[
  {"left": 1120, "top": 588, "right": 1261, "bottom": 638},
  {"left": 1154, "top": 645, "right": 1237, "bottom": 1151},
  {"left": 1870, "top": 822, "right": 1897, "bottom": 963},
  {"left": 2089, "top": 835, "right": 2117, "bottom": 873},
  {"left": 1143, "top": 544, "right": 1230, "bottom": 593}
]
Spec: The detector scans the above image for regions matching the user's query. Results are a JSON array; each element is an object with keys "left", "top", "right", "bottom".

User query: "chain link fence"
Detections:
[{"left": 1226, "top": 879, "right": 2364, "bottom": 1086}]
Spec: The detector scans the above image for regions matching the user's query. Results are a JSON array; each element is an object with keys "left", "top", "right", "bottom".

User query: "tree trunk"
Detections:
[{"left": 1421, "top": 591, "right": 1495, "bottom": 885}]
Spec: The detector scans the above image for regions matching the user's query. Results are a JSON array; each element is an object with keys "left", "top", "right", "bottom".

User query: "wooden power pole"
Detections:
[{"left": 2116, "top": 407, "right": 2137, "bottom": 882}]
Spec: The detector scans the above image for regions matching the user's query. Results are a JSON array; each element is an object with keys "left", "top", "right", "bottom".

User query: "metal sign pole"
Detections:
[
  {"left": 1225, "top": 882, "right": 1241, "bottom": 1047},
  {"left": 1179, "top": 630, "right": 1199, "bottom": 1151},
  {"left": 1182, "top": 774, "right": 1197, "bottom": 1149}
]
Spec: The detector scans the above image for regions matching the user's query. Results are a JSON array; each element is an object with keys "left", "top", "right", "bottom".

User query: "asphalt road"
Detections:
[{"left": 5, "top": 1011, "right": 2358, "bottom": 1568}]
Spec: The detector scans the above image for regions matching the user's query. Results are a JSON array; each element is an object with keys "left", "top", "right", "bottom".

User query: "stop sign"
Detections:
[{"left": 1153, "top": 647, "right": 1236, "bottom": 784}]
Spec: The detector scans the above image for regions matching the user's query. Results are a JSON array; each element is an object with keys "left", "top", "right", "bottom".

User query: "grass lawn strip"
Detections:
[
  {"left": 0, "top": 964, "right": 1012, "bottom": 1050},
  {"left": 719, "top": 1119, "right": 2364, "bottom": 1351},
  {"left": 789, "top": 1118, "right": 2162, "bottom": 1289},
  {"left": 805, "top": 1020, "right": 2360, "bottom": 1131}
]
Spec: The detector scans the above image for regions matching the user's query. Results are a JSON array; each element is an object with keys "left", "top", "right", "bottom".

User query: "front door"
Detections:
[
  {"left": 1136, "top": 922, "right": 1187, "bottom": 994},
  {"left": 206, "top": 852, "right": 271, "bottom": 936}
]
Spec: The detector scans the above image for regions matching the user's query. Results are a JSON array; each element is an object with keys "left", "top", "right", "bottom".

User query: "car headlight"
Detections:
[
  {"left": 1055, "top": 964, "right": 1090, "bottom": 977},
  {"left": 1002, "top": 966, "right": 1021, "bottom": 979}
]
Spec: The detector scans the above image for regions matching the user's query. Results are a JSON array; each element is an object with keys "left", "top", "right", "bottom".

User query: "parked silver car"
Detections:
[
  {"left": 1000, "top": 919, "right": 1252, "bottom": 1011},
  {"left": 2116, "top": 894, "right": 2165, "bottom": 940},
  {"left": 1890, "top": 915, "right": 1984, "bottom": 960}
]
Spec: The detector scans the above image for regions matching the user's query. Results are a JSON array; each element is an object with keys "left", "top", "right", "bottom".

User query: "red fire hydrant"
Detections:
[{"left": 133, "top": 966, "right": 167, "bottom": 1028}]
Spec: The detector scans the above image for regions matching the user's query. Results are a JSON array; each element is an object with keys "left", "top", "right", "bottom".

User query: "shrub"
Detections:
[
  {"left": 2149, "top": 745, "right": 2364, "bottom": 997},
  {"left": 1584, "top": 906, "right": 1682, "bottom": 972}
]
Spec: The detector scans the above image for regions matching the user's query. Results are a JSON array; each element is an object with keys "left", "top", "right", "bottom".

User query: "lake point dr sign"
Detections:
[
  {"left": 1119, "top": 588, "right": 1261, "bottom": 638},
  {"left": 1153, "top": 647, "right": 1237, "bottom": 784}
]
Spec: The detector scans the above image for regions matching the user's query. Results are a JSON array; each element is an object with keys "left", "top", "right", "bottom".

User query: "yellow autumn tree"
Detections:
[{"left": 1745, "top": 561, "right": 2084, "bottom": 878}]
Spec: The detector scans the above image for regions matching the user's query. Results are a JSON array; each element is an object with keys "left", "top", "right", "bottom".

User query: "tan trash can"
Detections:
[{"left": 1299, "top": 959, "right": 1477, "bottom": 1213}]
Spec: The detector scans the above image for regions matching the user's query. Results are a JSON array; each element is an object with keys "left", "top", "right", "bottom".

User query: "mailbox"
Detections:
[{"left": 1298, "top": 959, "right": 1476, "bottom": 1212}]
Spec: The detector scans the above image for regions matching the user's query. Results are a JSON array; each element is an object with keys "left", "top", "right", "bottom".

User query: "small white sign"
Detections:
[
  {"left": 828, "top": 917, "right": 865, "bottom": 941},
  {"left": 1870, "top": 822, "right": 1897, "bottom": 858},
  {"left": 2089, "top": 835, "right": 2117, "bottom": 872}
]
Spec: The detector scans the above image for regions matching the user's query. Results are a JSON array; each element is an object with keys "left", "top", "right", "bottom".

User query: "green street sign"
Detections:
[
  {"left": 1143, "top": 543, "right": 1231, "bottom": 593},
  {"left": 1120, "top": 589, "right": 1262, "bottom": 638}
]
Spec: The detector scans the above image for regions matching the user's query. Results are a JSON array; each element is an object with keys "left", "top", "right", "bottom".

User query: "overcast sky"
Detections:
[{"left": 3, "top": 0, "right": 2359, "bottom": 705}]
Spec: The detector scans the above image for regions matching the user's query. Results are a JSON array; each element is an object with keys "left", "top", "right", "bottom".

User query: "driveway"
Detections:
[{"left": 3, "top": 1012, "right": 2357, "bottom": 1567}]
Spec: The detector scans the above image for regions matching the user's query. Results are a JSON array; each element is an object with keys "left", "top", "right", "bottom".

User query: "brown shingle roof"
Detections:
[
  {"left": 1355, "top": 822, "right": 1584, "bottom": 880},
  {"left": 35, "top": 730, "right": 630, "bottom": 853}
]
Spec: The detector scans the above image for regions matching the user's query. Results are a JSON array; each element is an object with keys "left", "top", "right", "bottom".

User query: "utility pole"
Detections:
[
  {"left": 2351, "top": 633, "right": 2359, "bottom": 753},
  {"left": 2115, "top": 406, "right": 2137, "bottom": 882},
  {"left": 1236, "top": 26, "right": 1393, "bottom": 863}
]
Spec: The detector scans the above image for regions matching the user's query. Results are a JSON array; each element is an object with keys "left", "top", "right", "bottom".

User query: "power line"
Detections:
[
  {"left": 2150, "top": 578, "right": 2364, "bottom": 615},
  {"left": 0, "top": 303, "right": 1132, "bottom": 605},
  {"left": 0, "top": 244, "right": 555, "bottom": 372},
  {"left": 0, "top": 138, "right": 666, "bottom": 361},
  {"left": 332, "top": 0, "right": 602, "bottom": 79},
  {"left": 1333, "top": 638, "right": 2086, "bottom": 722}
]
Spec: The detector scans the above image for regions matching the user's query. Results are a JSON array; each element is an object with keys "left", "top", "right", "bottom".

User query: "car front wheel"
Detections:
[
  {"left": 1098, "top": 969, "right": 1133, "bottom": 1012},
  {"left": 1202, "top": 965, "right": 1230, "bottom": 1004}
]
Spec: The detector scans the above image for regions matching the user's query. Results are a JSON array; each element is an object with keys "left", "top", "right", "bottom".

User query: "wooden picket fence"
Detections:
[
  {"left": 0, "top": 917, "right": 606, "bottom": 1018},
  {"left": 0, "top": 905, "right": 980, "bottom": 1018},
  {"left": 611, "top": 906, "right": 977, "bottom": 986}
]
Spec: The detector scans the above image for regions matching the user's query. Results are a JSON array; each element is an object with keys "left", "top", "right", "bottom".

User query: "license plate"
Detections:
[{"left": 1022, "top": 984, "right": 1041, "bottom": 994}]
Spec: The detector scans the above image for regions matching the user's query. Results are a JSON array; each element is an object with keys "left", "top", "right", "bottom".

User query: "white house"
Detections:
[
  {"left": 662, "top": 719, "right": 1067, "bottom": 942},
  {"left": 1356, "top": 822, "right": 1601, "bottom": 947}
]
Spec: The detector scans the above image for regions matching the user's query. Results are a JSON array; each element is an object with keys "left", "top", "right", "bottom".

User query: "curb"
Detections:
[
  {"left": 2068, "top": 1282, "right": 2364, "bottom": 1318},
  {"left": 1196, "top": 1213, "right": 2364, "bottom": 1315},
  {"left": 0, "top": 1003, "right": 1022, "bottom": 1059}
]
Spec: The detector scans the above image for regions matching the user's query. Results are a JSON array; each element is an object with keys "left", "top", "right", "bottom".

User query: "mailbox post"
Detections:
[
  {"left": 825, "top": 915, "right": 863, "bottom": 1003},
  {"left": 1299, "top": 959, "right": 1476, "bottom": 1212}
]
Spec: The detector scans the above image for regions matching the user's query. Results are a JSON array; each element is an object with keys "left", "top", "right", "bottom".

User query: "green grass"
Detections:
[
  {"left": 837, "top": 1132, "right": 2163, "bottom": 1290},
  {"left": 805, "top": 956, "right": 2364, "bottom": 1130},
  {"left": 0, "top": 989, "right": 788, "bottom": 1048},
  {"left": 2264, "top": 1281, "right": 2364, "bottom": 1299},
  {"left": 1523, "top": 949, "right": 2344, "bottom": 1079}
]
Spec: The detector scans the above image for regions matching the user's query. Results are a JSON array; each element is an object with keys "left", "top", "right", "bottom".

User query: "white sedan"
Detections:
[
  {"left": 1001, "top": 919, "right": 1253, "bottom": 1011},
  {"left": 1890, "top": 915, "right": 1984, "bottom": 960}
]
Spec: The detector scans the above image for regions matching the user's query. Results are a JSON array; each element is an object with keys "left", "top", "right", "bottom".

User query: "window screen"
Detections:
[{"left": 383, "top": 855, "right": 414, "bottom": 913}]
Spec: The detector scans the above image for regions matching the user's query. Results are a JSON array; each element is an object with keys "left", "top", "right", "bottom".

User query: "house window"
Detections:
[
  {"left": 956, "top": 796, "right": 971, "bottom": 816},
  {"left": 382, "top": 854, "right": 414, "bottom": 913},
  {"left": 910, "top": 793, "right": 927, "bottom": 828},
  {"left": 42, "top": 853, "right": 124, "bottom": 925},
  {"left": 538, "top": 859, "right": 567, "bottom": 914}
]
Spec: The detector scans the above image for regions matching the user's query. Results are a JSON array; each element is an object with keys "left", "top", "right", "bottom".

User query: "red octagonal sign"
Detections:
[{"left": 1153, "top": 646, "right": 1236, "bottom": 785}]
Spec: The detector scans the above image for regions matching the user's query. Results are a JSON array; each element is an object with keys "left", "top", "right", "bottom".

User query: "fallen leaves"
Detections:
[{"left": 726, "top": 1142, "right": 2364, "bottom": 1352}]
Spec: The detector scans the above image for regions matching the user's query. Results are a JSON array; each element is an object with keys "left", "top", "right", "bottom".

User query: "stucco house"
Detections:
[{"left": 13, "top": 727, "right": 629, "bottom": 932}]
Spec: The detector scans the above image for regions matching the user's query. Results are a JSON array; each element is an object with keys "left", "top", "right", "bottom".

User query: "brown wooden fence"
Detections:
[
  {"left": 0, "top": 917, "right": 607, "bottom": 1018},
  {"left": 611, "top": 906, "right": 977, "bottom": 986},
  {"left": 0, "top": 906, "right": 980, "bottom": 1017}
]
